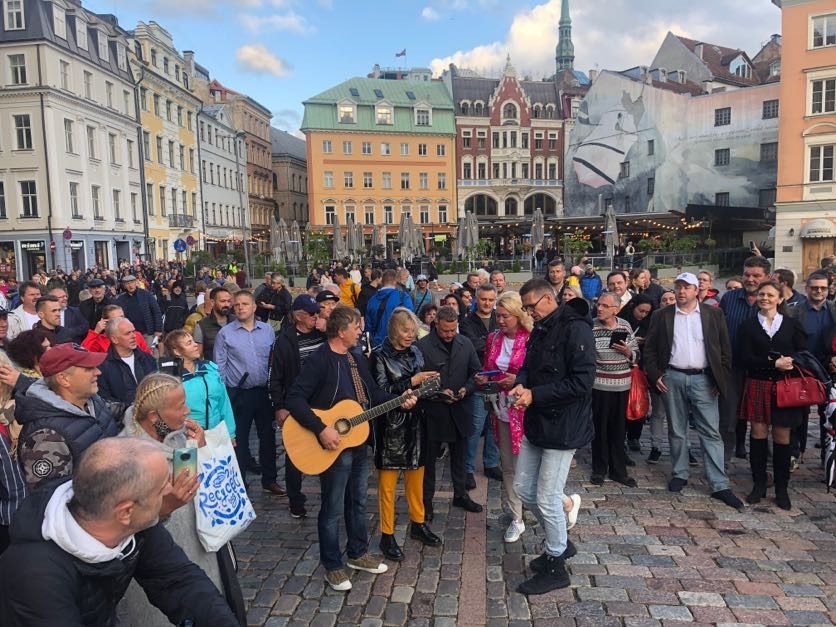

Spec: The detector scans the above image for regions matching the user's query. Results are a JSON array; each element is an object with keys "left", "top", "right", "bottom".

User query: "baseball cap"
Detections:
[
  {"left": 121, "top": 274, "right": 137, "bottom": 282},
  {"left": 292, "top": 294, "right": 321, "bottom": 314},
  {"left": 315, "top": 291, "right": 339, "bottom": 303},
  {"left": 39, "top": 343, "right": 107, "bottom": 377},
  {"left": 674, "top": 272, "right": 699, "bottom": 287},
  {"left": 416, "top": 274, "right": 428, "bottom": 282},
  {"left": 87, "top": 278, "right": 105, "bottom": 287}
]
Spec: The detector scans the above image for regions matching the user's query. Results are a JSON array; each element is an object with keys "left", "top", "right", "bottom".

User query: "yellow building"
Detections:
[
  {"left": 129, "top": 21, "right": 201, "bottom": 261},
  {"left": 302, "top": 78, "right": 456, "bottom": 251}
]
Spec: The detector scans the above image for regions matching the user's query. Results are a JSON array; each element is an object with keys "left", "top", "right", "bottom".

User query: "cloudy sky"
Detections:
[{"left": 86, "top": 0, "right": 781, "bottom": 136}]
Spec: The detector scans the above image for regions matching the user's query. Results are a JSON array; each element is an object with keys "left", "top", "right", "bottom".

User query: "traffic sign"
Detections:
[
  {"left": 186, "top": 235, "right": 196, "bottom": 246},
  {"left": 173, "top": 238, "right": 187, "bottom": 253},
  {"left": 62, "top": 228, "right": 73, "bottom": 240},
  {"left": 49, "top": 240, "right": 56, "bottom": 252}
]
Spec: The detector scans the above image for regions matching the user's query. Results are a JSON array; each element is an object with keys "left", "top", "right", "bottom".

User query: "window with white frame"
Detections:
[
  {"left": 108, "top": 133, "right": 118, "bottom": 164},
  {"left": 384, "top": 205, "right": 393, "bottom": 224},
  {"left": 325, "top": 205, "right": 335, "bottom": 225},
  {"left": 105, "top": 82, "right": 113, "bottom": 108},
  {"left": 362, "top": 141, "right": 372, "bottom": 155},
  {"left": 117, "top": 44, "right": 127, "bottom": 71},
  {"left": 0, "top": 182, "right": 5, "bottom": 219},
  {"left": 381, "top": 142, "right": 391, "bottom": 155},
  {"left": 714, "top": 107, "right": 731, "bottom": 126},
  {"left": 69, "top": 182, "right": 80, "bottom": 217},
  {"left": 715, "top": 148, "right": 730, "bottom": 166},
  {"left": 376, "top": 104, "right": 393, "bottom": 125},
  {"left": 14, "top": 114, "right": 32, "bottom": 150},
  {"left": 438, "top": 204, "right": 447, "bottom": 223},
  {"left": 382, "top": 172, "right": 392, "bottom": 189},
  {"left": 437, "top": 173, "right": 447, "bottom": 189},
  {"left": 420, "top": 205, "right": 429, "bottom": 224},
  {"left": 400, "top": 172, "right": 410, "bottom": 189},
  {"left": 338, "top": 103, "right": 356, "bottom": 124},
  {"left": 415, "top": 108, "right": 431, "bottom": 126},
  {"left": 418, "top": 143, "right": 427, "bottom": 156},
  {"left": 342, "top": 140, "right": 352, "bottom": 155},
  {"left": 400, "top": 142, "right": 409, "bottom": 156},
  {"left": 91, "top": 185, "right": 102, "bottom": 219},
  {"left": 64, "top": 119, "right": 74, "bottom": 153},
  {"left": 142, "top": 131, "right": 150, "bottom": 161},
  {"left": 113, "top": 189, "right": 121, "bottom": 221},
  {"left": 363, "top": 172, "right": 373, "bottom": 188},
  {"left": 5, "top": 0, "right": 24, "bottom": 30},
  {"left": 20, "top": 180, "right": 37, "bottom": 216},
  {"left": 131, "top": 192, "right": 139, "bottom": 222},
  {"left": 146, "top": 183, "right": 154, "bottom": 215},
  {"left": 155, "top": 136, "right": 163, "bottom": 163},
  {"left": 365, "top": 206, "right": 374, "bottom": 224},
  {"left": 812, "top": 78, "right": 835, "bottom": 114},
  {"left": 462, "top": 130, "right": 471, "bottom": 149},
  {"left": 463, "top": 162, "right": 472, "bottom": 179},
  {"left": 344, "top": 171, "right": 353, "bottom": 188},
  {"left": 437, "top": 144, "right": 446, "bottom": 156},
  {"left": 419, "top": 172, "right": 428, "bottom": 190},
  {"left": 322, "top": 139, "right": 332, "bottom": 153},
  {"left": 76, "top": 16, "right": 87, "bottom": 50},
  {"left": 9, "top": 54, "right": 25, "bottom": 85},
  {"left": 97, "top": 31, "right": 108, "bottom": 62},
  {"left": 810, "top": 144, "right": 835, "bottom": 182},
  {"left": 53, "top": 6, "right": 66, "bottom": 38},
  {"left": 127, "top": 139, "right": 134, "bottom": 168},
  {"left": 83, "top": 71, "right": 92, "bottom": 99},
  {"left": 813, "top": 14, "right": 836, "bottom": 48},
  {"left": 123, "top": 90, "right": 130, "bottom": 115}
]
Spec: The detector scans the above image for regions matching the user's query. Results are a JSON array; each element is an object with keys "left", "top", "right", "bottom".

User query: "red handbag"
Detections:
[
  {"left": 775, "top": 366, "right": 827, "bottom": 409},
  {"left": 627, "top": 366, "right": 650, "bottom": 420}
]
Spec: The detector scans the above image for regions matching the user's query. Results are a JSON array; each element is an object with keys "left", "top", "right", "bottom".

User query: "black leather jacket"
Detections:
[{"left": 371, "top": 339, "right": 425, "bottom": 469}]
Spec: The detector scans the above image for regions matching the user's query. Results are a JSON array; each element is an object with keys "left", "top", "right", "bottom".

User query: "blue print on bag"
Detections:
[{"left": 198, "top": 455, "right": 254, "bottom": 527}]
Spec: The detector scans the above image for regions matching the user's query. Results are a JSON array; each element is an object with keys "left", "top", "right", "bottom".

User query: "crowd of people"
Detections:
[{"left": 0, "top": 249, "right": 833, "bottom": 623}]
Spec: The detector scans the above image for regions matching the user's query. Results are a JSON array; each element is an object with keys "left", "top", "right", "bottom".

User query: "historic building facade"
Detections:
[
  {"left": 0, "top": 0, "right": 145, "bottom": 278},
  {"left": 270, "top": 127, "right": 308, "bottom": 226}
]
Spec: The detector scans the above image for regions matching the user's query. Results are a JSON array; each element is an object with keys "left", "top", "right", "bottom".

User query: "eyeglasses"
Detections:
[
  {"left": 808, "top": 286, "right": 828, "bottom": 291},
  {"left": 522, "top": 293, "right": 547, "bottom": 313}
]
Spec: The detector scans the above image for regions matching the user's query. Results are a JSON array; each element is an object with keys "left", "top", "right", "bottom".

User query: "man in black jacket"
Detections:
[
  {"left": 418, "top": 306, "right": 483, "bottom": 518},
  {"left": 49, "top": 286, "right": 89, "bottom": 343},
  {"left": 0, "top": 438, "right": 239, "bottom": 626},
  {"left": 459, "top": 283, "right": 501, "bottom": 486},
  {"left": 79, "top": 278, "right": 113, "bottom": 329},
  {"left": 97, "top": 317, "right": 157, "bottom": 404},
  {"left": 285, "top": 305, "right": 415, "bottom": 592},
  {"left": 116, "top": 275, "right": 163, "bottom": 349},
  {"left": 33, "top": 295, "right": 76, "bottom": 344},
  {"left": 268, "top": 294, "right": 326, "bottom": 518},
  {"left": 509, "top": 279, "right": 596, "bottom": 595}
]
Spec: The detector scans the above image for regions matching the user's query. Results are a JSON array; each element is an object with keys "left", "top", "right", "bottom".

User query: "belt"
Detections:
[{"left": 668, "top": 366, "right": 710, "bottom": 376}]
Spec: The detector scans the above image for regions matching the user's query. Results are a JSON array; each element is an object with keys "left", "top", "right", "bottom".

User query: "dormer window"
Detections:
[
  {"left": 460, "top": 101, "right": 469, "bottom": 115},
  {"left": 338, "top": 101, "right": 356, "bottom": 124},
  {"left": 502, "top": 103, "right": 517, "bottom": 120},
  {"left": 97, "top": 31, "right": 108, "bottom": 62},
  {"left": 53, "top": 6, "right": 66, "bottom": 39},
  {"left": 415, "top": 106, "right": 431, "bottom": 126},
  {"left": 76, "top": 17, "right": 87, "bottom": 50},
  {"left": 117, "top": 44, "right": 127, "bottom": 71},
  {"left": 769, "top": 61, "right": 780, "bottom": 77},
  {"left": 532, "top": 104, "right": 541, "bottom": 119},
  {"left": 5, "top": 0, "right": 24, "bottom": 30},
  {"left": 375, "top": 102, "right": 393, "bottom": 125},
  {"left": 730, "top": 55, "right": 751, "bottom": 79}
]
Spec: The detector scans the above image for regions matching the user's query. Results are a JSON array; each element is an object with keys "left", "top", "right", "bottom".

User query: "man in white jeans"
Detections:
[{"left": 509, "top": 279, "right": 596, "bottom": 595}]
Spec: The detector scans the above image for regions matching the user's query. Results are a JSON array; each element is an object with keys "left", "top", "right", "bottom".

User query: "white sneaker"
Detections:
[
  {"left": 566, "top": 494, "right": 582, "bottom": 530},
  {"left": 504, "top": 519, "right": 525, "bottom": 543}
]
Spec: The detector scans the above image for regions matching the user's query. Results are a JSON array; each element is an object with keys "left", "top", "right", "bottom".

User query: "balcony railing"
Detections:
[
  {"left": 169, "top": 214, "right": 195, "bottom": 229},
  {"left": 457, "top": 178, "right": 562, "bottom": 187}
]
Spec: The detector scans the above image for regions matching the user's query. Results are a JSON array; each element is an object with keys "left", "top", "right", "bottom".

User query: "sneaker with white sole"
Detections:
[
  {"left": 347, "top": 554, "right": 388, "bottom": 574},
  {"left": 325, "top": 568, "right": 352, "bottom": 591},
  {"left": 566, "top": 494, "right": 582, "bottom": 530},
  {"left": 504, "top": 519, "right": 525, "bottom": 543}
]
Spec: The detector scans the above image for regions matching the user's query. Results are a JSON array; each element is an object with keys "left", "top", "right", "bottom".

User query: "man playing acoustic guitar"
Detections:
[{"left": 285, "top": 305, "right": 417, "bottom": 592}]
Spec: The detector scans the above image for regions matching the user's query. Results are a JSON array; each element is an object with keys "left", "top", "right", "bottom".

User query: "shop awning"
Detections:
[{"left": 800, "top": 218, "right": 836, "bottom": 239}]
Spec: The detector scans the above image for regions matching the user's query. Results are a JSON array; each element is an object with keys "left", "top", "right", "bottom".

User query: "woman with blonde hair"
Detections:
[
  {"left": 475, "top": 292, "right": 581, "bottom": 543},
  {"left": 119, "top": 373, "right": 246, "bottom": 625},
  {"left": 371, "top": 307, "right": 441, "bottom": 561}
]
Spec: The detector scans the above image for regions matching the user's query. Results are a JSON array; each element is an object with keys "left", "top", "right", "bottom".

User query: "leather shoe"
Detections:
[
  {"left": 263, "top": 482, "right": 287, "bottom": 496},
  {"left": 484, "top": 466, "right": 503, "bottom": 481},
  {"left": 410, "top": 522, "right": 442, "bottom": 546},
  {"left": 465, "top": 473, "right": 476, "bottom": 490},
  {"left": 452, "top": 495, "right": 483, "bottom": 512},
  {"left": 379, "top": 534, "right": 404, "bottom": 561},
  {"left": 668, "top": 477, "right": 688, "bottom": 492}
]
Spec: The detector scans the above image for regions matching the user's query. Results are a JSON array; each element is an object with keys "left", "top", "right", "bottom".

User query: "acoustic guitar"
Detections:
[{"left": 283, "top": 376, "right": 441, "bottom": 475}]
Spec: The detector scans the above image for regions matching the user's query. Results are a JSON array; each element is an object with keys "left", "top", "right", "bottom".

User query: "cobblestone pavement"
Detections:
[{"left": 237, "top": 422, "right": 836, "bottom": 626}]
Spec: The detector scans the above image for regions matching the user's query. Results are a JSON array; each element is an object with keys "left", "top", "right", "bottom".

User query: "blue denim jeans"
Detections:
[
  {"left": 661, "top": 369, "right": 728, "bottom": 492},
  {"left": 513, "top": 437, "right": 575, "bottom": 557},
  {"left": 466, "top": 392, "right": 500, "bottom": 474},
  {"left": 317, "top": 446, "right": 369, "bottom": 571}
]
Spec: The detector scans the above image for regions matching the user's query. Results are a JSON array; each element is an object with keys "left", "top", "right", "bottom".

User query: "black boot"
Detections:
[
  {"left": 379, "top": 533, "right": 404, "bottom": 561},
  {"left": 773, "top": 442, "right": 792, "bottom": 510},
  {"left": 531, "top": 540, "right": 576, "bottom": 572},
  {"left": 747, "top": 437, "right": 768, "bottom": 504},
  {"left": 517, "top": 555, "right": 570, "bottom": 595},
  {"left": 409, "top": 522, "right": 442, "bottom": 546}
]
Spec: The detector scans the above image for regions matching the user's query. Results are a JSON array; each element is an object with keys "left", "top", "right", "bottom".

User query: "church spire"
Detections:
[{"left": 555, "top": 0, "right": 574, "bottom": 72}]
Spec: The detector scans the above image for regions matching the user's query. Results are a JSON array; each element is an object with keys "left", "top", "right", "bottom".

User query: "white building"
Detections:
[
  {"left": 0, "top": 0, "right": 145, "bottom": 278},
  {"left": 198, "top": 103, "right": 249, "bottom": 255}
]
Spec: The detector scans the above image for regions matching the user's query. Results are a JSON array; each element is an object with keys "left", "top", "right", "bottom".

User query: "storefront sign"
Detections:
[
  {"left": 69, "top": 240, "right": 84, "bottom": 251},
  {"left": 21, "top": 241, "right": 45, "bottom": 253}
]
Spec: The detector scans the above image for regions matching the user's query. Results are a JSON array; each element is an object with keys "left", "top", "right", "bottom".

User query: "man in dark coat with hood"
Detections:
[{"left": 509, "top": 279, "right": 596, "bottom": 596}]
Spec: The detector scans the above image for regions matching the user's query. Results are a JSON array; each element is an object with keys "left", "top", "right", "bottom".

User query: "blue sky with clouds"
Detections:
[{"left": 85, "top": 0, "right": 781, "bottom": 136}]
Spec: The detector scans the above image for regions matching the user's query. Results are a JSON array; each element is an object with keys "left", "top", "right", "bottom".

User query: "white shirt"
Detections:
[
  {"left": 758, "top": 312, "right": 783, "bottom": 338},
  {"left": 23, "top": 310, "right": 39, "bottom": 332},
  {"left": 669, "top": 304, "right": 708, "bottom": 369},
  {"left": 495, "top": 336, "right": 514, "bottom": 373},
  {"left": 120, "top": 353, "right": 136, "bottom": 380}
]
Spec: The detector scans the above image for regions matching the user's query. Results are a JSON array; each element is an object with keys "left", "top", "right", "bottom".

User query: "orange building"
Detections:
[
  {"left": 302, "top": 78, "right": 456, "bottom": 254},
  {"left": 774, "top": 1, "right": 836, "bottom": 276}
]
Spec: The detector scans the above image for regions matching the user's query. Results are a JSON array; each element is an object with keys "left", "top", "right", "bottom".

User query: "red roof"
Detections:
[{"left": 675, "top": 35, "right": 760, "bottom": 86}]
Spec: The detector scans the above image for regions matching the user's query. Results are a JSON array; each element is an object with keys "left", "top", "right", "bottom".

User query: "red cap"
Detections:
[{"left": 39, "top": 343, "right": 107, "bottom": 377}]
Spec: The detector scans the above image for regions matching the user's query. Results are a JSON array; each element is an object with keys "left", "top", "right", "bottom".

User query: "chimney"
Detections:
[
  {"left": 695, "top": 43, "right": 704, "bottom": 59},
  {"left": 771, "top": 34, "right": 782, "bottom": 45},
  {"left": 588, "top": 68, "right": 598, "bottom": 82}
]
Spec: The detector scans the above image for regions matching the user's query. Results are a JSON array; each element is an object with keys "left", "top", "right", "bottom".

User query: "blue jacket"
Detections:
[
  {"left": 364, "top": 287, "right": 413, "bottom": 347},
  {"left": 181, "top": 360, "right": 236, "bottom": 438},
  {"left": 580, "top": 272, "right": 603, "bottom": 300},
  {"left": 116, "top": 288, "right": 163, "bottom": 335},
  {"left": 97, "top": 345, "right": 157, "bottom": 404}
]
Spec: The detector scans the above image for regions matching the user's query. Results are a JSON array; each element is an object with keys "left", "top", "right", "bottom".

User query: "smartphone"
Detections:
[
  {"left": 749, "top": 240, "right": 756, "bottom": 252},
  {"left": 478, "top": 370, "right": 502, "bottom": 377},
  {"left": 157, "top": 357, "right": 183, "bottom": 377},
  {"left": 609, "top": 330, "right": 629, "bottom": 347},
  {"left": 173, "top": 446, "right": 198, "bottom": 479}
]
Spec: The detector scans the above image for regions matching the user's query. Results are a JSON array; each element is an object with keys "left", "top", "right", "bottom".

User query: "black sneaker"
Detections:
[
  {"left": 711, "top": 489, "right": 744, "bottom": 512},
  {"left": 647, "top": 448, "right": 662, "bottom": 464},
  {"left": 668, "top": 477, "right": 688, "bottom": 492},
  {"left": 517, "top": 556, "right": 570, "bottom": 595},
  {"left": 289, "top": 503, "right": 307, "bottom": 519},
  {"left": 531, "top": 540, "right": 577, "bottom": 573}
]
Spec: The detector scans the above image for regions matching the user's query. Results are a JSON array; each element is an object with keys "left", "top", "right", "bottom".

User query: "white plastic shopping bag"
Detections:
[{"left": 195, "top": 422, "right": 256, "bottom": 552}]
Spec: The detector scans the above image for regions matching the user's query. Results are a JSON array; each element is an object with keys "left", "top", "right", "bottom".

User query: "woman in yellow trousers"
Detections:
[{"left": 371, "top": 308, "right": 441, "bottom": 560}]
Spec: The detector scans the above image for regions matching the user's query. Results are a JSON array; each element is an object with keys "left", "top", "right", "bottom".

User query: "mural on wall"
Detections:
[{"left": 564, "top": 71, "right": 778, "bottom": 217}]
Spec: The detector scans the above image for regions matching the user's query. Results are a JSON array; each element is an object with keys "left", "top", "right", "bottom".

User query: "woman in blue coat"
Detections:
[{"left": 163, "top": 329, "right": 236, "bottom": 441}]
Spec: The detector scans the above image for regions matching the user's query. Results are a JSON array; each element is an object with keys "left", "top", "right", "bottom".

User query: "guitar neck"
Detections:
[{"left": 349, "top": 392, "right": 410, "bottom": 427}]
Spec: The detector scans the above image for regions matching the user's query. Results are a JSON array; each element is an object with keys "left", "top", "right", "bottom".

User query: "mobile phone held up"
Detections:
[
  {"left": 609, "top": 330, "right": 629, "bottom": 347},
  {"left": 173, "top": 446, "right": 198, "bottom": 479},
  {"left": 477, "top": 370, "right": 502, "bottom": 377}
]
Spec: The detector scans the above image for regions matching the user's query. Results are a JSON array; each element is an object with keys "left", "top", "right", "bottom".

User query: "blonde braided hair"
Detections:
[{"left": 132, "top": 373, "right": 183, "bottom": 423}]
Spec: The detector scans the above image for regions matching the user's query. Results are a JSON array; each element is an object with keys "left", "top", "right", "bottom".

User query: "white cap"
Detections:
[{"left": 674, "top": 272, "right": 699, "bottom": 287}]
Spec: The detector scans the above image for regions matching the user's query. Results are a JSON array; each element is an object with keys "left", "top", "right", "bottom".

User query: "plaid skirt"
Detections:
[{"left": 739, "top": 378, "right": 774, "bottom": 424}]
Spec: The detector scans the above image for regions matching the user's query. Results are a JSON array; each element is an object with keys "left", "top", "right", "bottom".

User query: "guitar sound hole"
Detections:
[{"left": 334, "top": 419, "right": 351, "bottom": 436}]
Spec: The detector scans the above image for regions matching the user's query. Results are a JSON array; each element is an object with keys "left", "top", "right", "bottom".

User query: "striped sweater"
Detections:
[{"left": 592, "top": 317, "right": 638, "bottom": 392}]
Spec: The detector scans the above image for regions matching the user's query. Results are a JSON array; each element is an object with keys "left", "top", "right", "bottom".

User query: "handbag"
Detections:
[
  {"left": 775, "top": 366, "right": 827, "bottom": 409},
  {"left": 626, "top": 365, "right": 650, "bottom": 421},
  {"left": 195, "top": 422, "right": 256, "bottom": 552}
]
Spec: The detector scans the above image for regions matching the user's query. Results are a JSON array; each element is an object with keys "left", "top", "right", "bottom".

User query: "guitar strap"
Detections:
[{"left": 346, "top": 352, "right": 369, "bottom": 407}]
